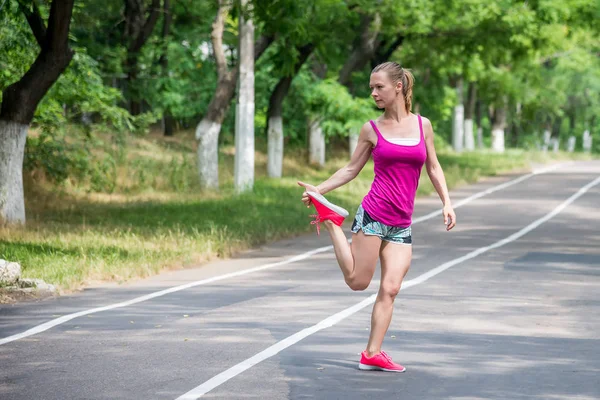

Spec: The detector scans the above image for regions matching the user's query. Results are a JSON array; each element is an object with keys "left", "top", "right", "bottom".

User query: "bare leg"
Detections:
[
  {"left": 366, "top": 241, "right": 411, "bottom": 356},
  {"left": 322, "top": 220, "right": 380, "bottom": 291}
]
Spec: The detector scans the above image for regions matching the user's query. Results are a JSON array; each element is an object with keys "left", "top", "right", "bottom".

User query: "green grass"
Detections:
[{"left": 0, "top": 130, "right": 593, "bottom": 293}]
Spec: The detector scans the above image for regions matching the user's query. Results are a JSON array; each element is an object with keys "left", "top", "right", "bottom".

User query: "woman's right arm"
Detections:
[
  {"left": 298, "top": 122, "right": 375, "bottom": 206},
  {"left": 316, "top": 122, "right": 374, "bottom": 194}
]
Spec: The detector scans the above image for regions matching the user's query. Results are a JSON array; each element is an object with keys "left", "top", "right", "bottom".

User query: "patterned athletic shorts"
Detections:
[{"left": 350, "top": 205, "right": 412, "bottom": 245}]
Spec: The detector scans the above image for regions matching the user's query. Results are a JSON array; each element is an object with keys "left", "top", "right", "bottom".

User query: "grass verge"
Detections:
[{"left": 0, "top": 130, "right": 593, "bottom": 294}]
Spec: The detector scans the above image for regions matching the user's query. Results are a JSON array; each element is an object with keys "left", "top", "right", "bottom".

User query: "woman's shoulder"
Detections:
[
  {"left": 415, "top": 113, "right": 432, "bottom": 126},
  {"left": 360, "top": 120, "right": 377, "bottom": 133},
  {"left": 359, "top": 120, "right": 378, "bottom": 145},
  {"left": 415, "top": 114, "right": 434, "bottom": 139}
]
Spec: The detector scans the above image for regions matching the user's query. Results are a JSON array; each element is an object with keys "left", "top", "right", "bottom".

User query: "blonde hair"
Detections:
[{"left": 371, "top": 62, "right": 415, "bottom": 113}]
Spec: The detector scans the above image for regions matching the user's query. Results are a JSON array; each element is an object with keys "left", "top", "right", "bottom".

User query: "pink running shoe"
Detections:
[
  {"left": 306, "top": 191, "right": 349, "bottom": 235},
  {"left": 358, "top": 350, "right": 406, "bottom": 372}
]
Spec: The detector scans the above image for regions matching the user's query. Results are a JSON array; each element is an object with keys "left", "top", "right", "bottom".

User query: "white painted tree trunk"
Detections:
[
  {"left": 583, "top": 130, "right": 592, "bottom": 152},
  {"left": 267, "top": 116, "right": 283, "bottom": 178},
  {"left": 349, "top": 127, "right": 359, "bottom": 158},
  {"left": 0, "top": 120, "right": 28, "bottom": 224},
  {"left": 464, "top": 119, "right": 475, "bottom": 151},
  {"left": 491, "top": 98, "right": 507, "bottom": 153},
  {"left": 195, "top": 119, "right": 220, "bottom": 189},
  {"left": 476, "top": 125, "right": 483, "bottom": 149},
  {"left": 234, "top": 0, "right": 255, "bottom": 193},
  {"left": 542, "top": 129, "right": 551, "bottom": 152},
  {"left": 452, "top": 80, "right": 464, "bottom": 152},
  {"left": 567, "top": 136, "right": 576, "bottom": 152},
  {"left": 491, "top": 128, "right": 505, "bottom": 152},
  {"left": 552, "top": 138, "right": 559, "bottom": 152},
  {"left": 309, "top": 119, "right": 325, "bottom": 167},
  {"left": 453, "top": 104, "right": 464, "bottom": 152}
]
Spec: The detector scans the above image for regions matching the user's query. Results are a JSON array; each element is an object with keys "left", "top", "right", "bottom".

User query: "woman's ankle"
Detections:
[{"left": 365, "top": 348, "right": 381, "bottom": 358}]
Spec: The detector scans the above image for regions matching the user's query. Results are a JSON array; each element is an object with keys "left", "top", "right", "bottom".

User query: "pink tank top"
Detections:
[{"left": 361, "top": 115, "right": 427, "bottom": 227}]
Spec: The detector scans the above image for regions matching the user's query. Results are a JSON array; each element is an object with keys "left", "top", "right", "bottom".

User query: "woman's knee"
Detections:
[
  {"left": 380, "top": 281, "right": 401, "bottom": 299},
  {"left": 346, "top": 276, "right": 370, "bottom": 291}
]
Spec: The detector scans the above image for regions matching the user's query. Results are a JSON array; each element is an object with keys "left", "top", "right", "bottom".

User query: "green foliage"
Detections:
[
  {"left": 299, "top": 77, "right": 378, "bottom": 137},
  {"left": 24, "top": 132, "right": 77, "bottom": 183},
  {"left": 24, "top": 130, "right": 120, "bottom": 193},
  {"left": 2, "top": 0, "right": 599, "bottom": 206},
  {"left": 0, "top": 1, "right": 36, "bottom": 91},
  {"left": 1, "top": 0, "right": 152, "bottom": 134}
]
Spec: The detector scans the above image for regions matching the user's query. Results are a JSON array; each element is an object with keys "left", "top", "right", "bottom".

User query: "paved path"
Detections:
[{"left": 1, "top": 161, "right": 599, "bottom": 400}]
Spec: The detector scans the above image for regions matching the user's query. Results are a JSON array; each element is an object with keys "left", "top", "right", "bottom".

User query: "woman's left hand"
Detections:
[{"left": 443, "top": 204, "right": 456, "bottom": 231}]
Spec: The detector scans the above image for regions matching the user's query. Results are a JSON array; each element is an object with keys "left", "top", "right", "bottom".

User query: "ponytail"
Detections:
[{"left": 402, "top": 69, "right": 414, "bottom": 113}]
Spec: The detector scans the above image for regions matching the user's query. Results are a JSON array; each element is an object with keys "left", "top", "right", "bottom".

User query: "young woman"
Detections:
[{"left": 297, "top": 61, "right": 456, "bottom": 373}]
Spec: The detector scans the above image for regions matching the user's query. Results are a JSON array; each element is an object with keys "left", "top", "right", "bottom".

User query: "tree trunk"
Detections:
[
  {"left": 568, "top": 108, "right": 576, "bottom": 137},
  {"left": 266, "top": 44, "right": 313, "bottom": 178},
  {"left": 160, "top": 0, "right": 174, "bottom": 136},
  {"left": 126, "top": 57, "right": 142, "bottom": 115},
  {"left": 371, "top": 35, "right": 405, "bottom": 68},
  {"left": 463, "top": 82, "right": 476, "bottom": 151},
  {"left": 338, "top": 13, "right": 382, "bottom": 88},
  {"left": 475, "top": 99, "right": 484, "bottom": 148},
  {"left": 163, "top": 115, "right": 174, "bottom": 136},
  {"left": 309, "top": 62, "right": 328, "bottom": 166},
  {"left": 124, "top": 0, "right": 161, "bottom": 115},
  {"left": 542, "top": 122, "right": 551, "bottom": 152},
  {"left": 583, "top": 128, "right": 592, "bottom": 152},
  {"left": 309, "top": 118, "right": 325, "bottom": 167},
  {"left": 510, "top": 102, "right": 522, "bottom": 148},
  {"left": 452, "top": 78, "right": 464, "bottom": 152},
  {"left": 491, "top": 97, "right": 507, "bottom": 152},
  {"left": 552, "top": 117, "right": 562, "bottom": 138},
  {"left": 0, "top": 0, "right": 75, "bottom": 225},
  {"left": 267, "top": 115, "right": 284, "bottom": 178},
  {"left": 195, "top": 71, "right": 237, "bottom": 189},
  {"left": 567, "top": 136, "right": 576, "bottom": 152},
  {"left": 0, "top": 121, "right": 28, "bottom": 224},
  {"left": 551, "top": 117, "right": 562, "bottom": 152},
  {"left": 583, "top": 115, "right": 595, "bottom": 152},
  {"left": 196, "top": 119, "right": 222, "bottom": 189},
  {"left": 234, "top": 0, "right": 255, "bottom": 193}
]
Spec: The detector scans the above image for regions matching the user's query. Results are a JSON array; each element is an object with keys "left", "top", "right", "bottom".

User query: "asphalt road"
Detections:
[{"left": 1, "top": 160, "right": 599, "bottom": 400}]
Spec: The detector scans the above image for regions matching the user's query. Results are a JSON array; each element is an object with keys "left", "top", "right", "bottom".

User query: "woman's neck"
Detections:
[{"left": 383, "top": 101, "right": 410, "bottom": 122}]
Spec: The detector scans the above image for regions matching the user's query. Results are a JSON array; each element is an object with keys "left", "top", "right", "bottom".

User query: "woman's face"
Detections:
[{"left": 369, "top": 71, "right": 401, "bottom": 109}]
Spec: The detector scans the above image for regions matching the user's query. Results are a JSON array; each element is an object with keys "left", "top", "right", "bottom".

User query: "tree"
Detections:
[
  {"left": 0, "top": 0, "right": 75, "bottom": 225},
  {"left": 263, "top": 0, "right": 358, "bottom": 175},
  {"left": 452, "top": 77, "right": 464, "bottom": 152},
  {"left": 159, "top": 0, "right": 174, "bottom": 136},
  {"left": 195, "top": 0, "right": 236, "bottom": 190},
  {"left": 464, "top": 82, "right": 477, "bottom": 150},
  {"left": 123, "top": 0, "right": 161, "bottom": 115},
  {"left": 195, "top": 0, "right": 273, "bottom": 190},
  {"left": 266, "top": 44, "right": 313, "bottom": 178},
  {"left": 234, "top": 0, "right": 255, "bottom": 193}
]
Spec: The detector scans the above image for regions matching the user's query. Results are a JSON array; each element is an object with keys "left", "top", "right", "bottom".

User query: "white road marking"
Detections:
[
  {"left": 175, "top": 174, "right": 599, "bottom": 399},
  {"left": 0, "top": 162, "right": 569, "bottom": 346},
  {"left": 412, "top": 162, "right": 569, "bottom": 224}
]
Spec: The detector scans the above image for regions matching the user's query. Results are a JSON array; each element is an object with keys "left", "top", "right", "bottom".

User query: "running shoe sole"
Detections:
[
  {"left": 306, "top": 191, "right": 349, "bottom": 218},
  {"left": 358, "top": 363, "right": 406, "bottom": 373}
]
